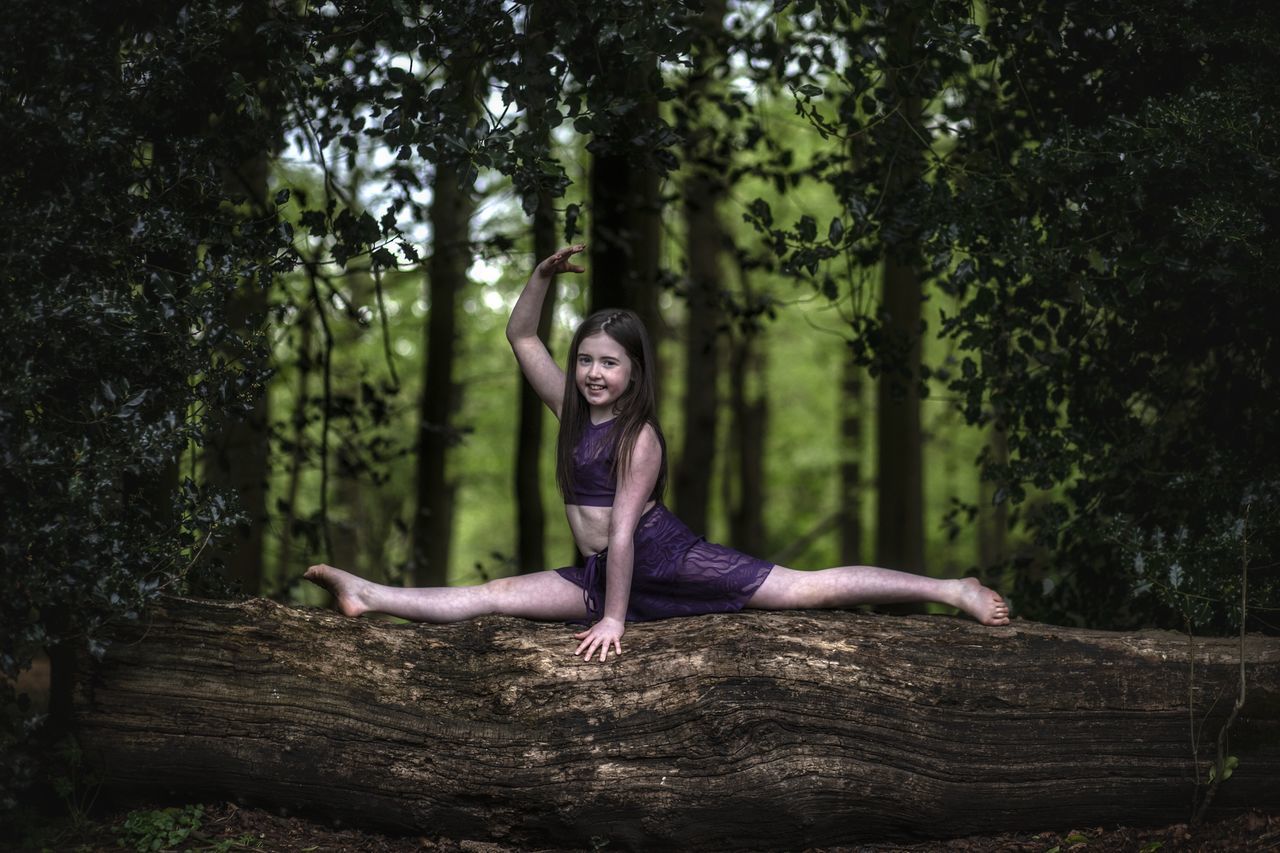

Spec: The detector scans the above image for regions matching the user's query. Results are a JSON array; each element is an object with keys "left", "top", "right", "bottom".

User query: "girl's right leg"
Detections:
[{"left": 303, "top": 564, "right": 591, "bottom": 623}]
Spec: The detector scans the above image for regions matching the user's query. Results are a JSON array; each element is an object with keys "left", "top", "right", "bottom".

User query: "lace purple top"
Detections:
[
  {"left": 556, "top": 418, "right": 775, "bottom": 622},
  {"left": 563, "top": 419, "right": 618, "bottom": 507}
]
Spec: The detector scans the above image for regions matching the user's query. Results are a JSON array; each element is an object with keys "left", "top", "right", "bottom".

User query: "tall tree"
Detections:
[
  {"left": 873, "top": 8, "right": 926, "bottom": 576},
  {"left": 977, "top": 418, "right": 1009, "bottom": 571},
  {"left": 674, "top": 0, "right": 729, "bottom": 535},
  {"left": 513, "top": 2, "right": 560, "bottom": 574},
  {"left": 412, "top": 60, "right": 479, "bottom": 587},
  {"left": 838, "top": 357, "right": 865, "bottom": 566},
  {"left": 203, "top": 146, "right": 272, "bottom": 596},
  {"left": 199, "top": 1, "right": 287, "bottom": 596},
  {"left": 562, "top": 7, "right": 674, "bottom": 329},
  {"left": 726, "top": 261, "right": 768, "bottom": 557},
  {"left": 588, "top": 113, "right": 662, "bottom": 328}
]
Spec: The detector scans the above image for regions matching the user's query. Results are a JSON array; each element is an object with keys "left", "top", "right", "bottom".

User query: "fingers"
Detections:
[
  {"left": 551, "top": 244, "right": 586, "bottom": 270},
  {"left": 571, "top": 627, "right": 621, "bottom": 663}
]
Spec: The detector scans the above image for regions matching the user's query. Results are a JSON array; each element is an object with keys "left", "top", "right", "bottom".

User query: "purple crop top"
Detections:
[
  {"left": 565, "top": 419, "right": 620, "bottom": 507},
  {"left": 564, "top": 419, "right": 662, "bottom": 507}
]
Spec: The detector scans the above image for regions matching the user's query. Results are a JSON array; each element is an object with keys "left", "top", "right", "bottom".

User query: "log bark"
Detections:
[{"left": 74, "top": 598, "right": 1279, "bottom": 850}]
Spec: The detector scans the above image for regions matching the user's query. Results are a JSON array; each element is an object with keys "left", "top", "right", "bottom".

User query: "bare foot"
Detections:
[
  {"left": 303, "top": 564, "right": 373, "bottom": 618},
  {"left": 951, "top": 577, "right": 1011, "bottom": 626}
]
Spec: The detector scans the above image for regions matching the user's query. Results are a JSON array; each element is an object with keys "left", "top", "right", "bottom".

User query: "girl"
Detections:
[{"left": 305, "top": 245, "right": 1010, "bottom": 662}]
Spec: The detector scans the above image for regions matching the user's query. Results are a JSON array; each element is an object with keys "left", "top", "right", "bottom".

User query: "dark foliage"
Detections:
[
  {"left": 764, "top": 0, "right": 1279, "bottom": 631},
  {"left": 0, "top": 0, "right": 304, "bottom": 805},
  {"left": 931, "top": 2, "right": 1280, "bottom": 631}
]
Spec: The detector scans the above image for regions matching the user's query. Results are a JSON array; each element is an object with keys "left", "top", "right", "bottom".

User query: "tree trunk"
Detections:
[
  {"left": 726, "top": 258, "right": 767, "bottom": 556},
  {"left": 279, "top": 309, "right": 313, "bottom": 578},
  {"left": 513, "top": 3, "right": 558, "bottom": 574},
  {"left": 728, "top": 325, "right": 767, "bottom": 557},
  {"left": 74, "top": 597, "right": 1280, "bottom": 849},
  {"left": 979, "top": 420, "right": 1010, "bottom": 570},
  {"left": 513, "top": 200, "right": 556, "bottom": 575},
  {"left": 589, "top": 154, "right": 660, "bottom": 324},
  {"left": 412, "top": 65, "right": 477, "bottom": 586},
  {"left": 202, "top": 1, "right": 284, "bottom": 595},
  {"left": 673, "top": 2, "right": 728, "bottom": 536},
  {"left": 588, "top": 98, "right": 662, "bottom": 337},
  {"left": 874, "top": 10, "right": 925, "bottom": 577},
  {"left": 839, "top": 355, "right": 864, "bottom": 565},
  {"left": 203, "top": 277, "right": 270, "bottom": 595},
  {"left": 874, "top": 247, "right": 924, "bottom": 575}
]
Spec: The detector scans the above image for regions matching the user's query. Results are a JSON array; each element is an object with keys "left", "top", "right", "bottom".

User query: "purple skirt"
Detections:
[{"left": 556, "top": 504, "right": 774, "bottom": 622}]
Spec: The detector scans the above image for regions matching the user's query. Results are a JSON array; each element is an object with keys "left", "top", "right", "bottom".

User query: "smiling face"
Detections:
[{"left": 575, "top": 332, "right": 634, "bottom": 421}]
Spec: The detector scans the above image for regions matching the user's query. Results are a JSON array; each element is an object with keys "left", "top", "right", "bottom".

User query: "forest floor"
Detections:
[{"left": 11, "top": 801, "right": 1279, "bottom": 853}]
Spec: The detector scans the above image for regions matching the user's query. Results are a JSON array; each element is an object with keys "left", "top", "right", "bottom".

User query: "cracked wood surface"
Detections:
[{"left": 74, "top": 597, "right": 1280, "bottom": 849}]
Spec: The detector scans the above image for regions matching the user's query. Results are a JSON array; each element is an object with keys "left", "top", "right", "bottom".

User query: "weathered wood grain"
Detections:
[{"left": 73, "top": 597, "right": 1280, "bottom": 849}]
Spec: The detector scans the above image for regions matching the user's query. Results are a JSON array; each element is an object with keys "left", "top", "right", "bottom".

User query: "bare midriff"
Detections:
[{"left": 564, "top": 500, "right": 656, "bottom": 557}]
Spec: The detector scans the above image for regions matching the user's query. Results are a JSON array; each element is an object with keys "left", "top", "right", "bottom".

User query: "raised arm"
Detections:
[{"left": 506, "top": 244, "right": 586, "bottom": 419}]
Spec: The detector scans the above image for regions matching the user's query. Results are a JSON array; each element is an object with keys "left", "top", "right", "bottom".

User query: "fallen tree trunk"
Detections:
[{"left": 74, "top": 597, "right": 1279, "bottom": 849}]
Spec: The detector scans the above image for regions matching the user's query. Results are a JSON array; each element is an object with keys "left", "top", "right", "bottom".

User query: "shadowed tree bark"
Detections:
[
  {"left": 203, "top": 270, "right": 269, "bottom": 595},
  {"left": 201, "top": 0, "right": 292, "bottom": 597},
  {"left": 979, "top": 417, "right": 1011, "bottom": 570},
  {"left": 513, "top": 2, "right": 559, "bottom": 575},
  {"left": 74, "top": 597, "right": 1280, "bottom": 850},
  {"left": 874, "top": 9, "right": 925, "bottom": 578},
  {"left": 839, "top": 355, "right": 865, "bottom": 565},
  {"left": 876, "top": 250, "right": 924, "bottom": 575},
  {"left": 727, "top": 324, "right": 767, "bottom": 556},
  {"left": 412, "top": 60, "right": 478, "bottom": 587},
  {"left": 674, "top": 0, "right": 729, "bottom": 536},
  {"left": 582, "top": 34, "right": 663, "bottom": 334},
  {"left": 589, "top": 132, "right": 661, "bottom": 331}
]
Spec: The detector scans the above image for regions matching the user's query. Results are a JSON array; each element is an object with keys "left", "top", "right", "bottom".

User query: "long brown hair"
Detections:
[{"left": 556, "top": 309, "right": 667, "bottom": 503}]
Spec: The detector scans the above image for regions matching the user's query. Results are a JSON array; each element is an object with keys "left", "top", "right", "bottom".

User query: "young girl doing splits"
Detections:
[{"left": 305, "top": 245, "right": 1010, "bottom": 662}]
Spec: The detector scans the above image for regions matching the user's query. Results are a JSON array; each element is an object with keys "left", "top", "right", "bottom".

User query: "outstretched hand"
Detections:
[
  {"left": 574, "top": 616, "right": 624, "bottom": 663},
  {"left": 535, "top": 244, "right": 587, "bottom": 279}
]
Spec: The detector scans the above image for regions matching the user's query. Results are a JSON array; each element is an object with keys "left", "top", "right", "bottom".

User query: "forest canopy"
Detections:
[{"left": 3, "top": 0, "right": 1278, "bottom": 800}]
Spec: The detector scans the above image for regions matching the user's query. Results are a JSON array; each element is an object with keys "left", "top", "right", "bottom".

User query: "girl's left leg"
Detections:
[{"left": 746, "top": 564, "right": 1010, "bottom": 626}]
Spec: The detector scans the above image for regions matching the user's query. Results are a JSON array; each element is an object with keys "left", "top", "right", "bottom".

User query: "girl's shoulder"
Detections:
[{"left": 632, "top": 420, "right": 666, "bottom": 461}]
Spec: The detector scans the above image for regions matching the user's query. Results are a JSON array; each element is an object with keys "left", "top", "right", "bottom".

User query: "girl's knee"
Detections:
[{"left": 480, "top": 576, "right": 519, "bottom": 612}]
